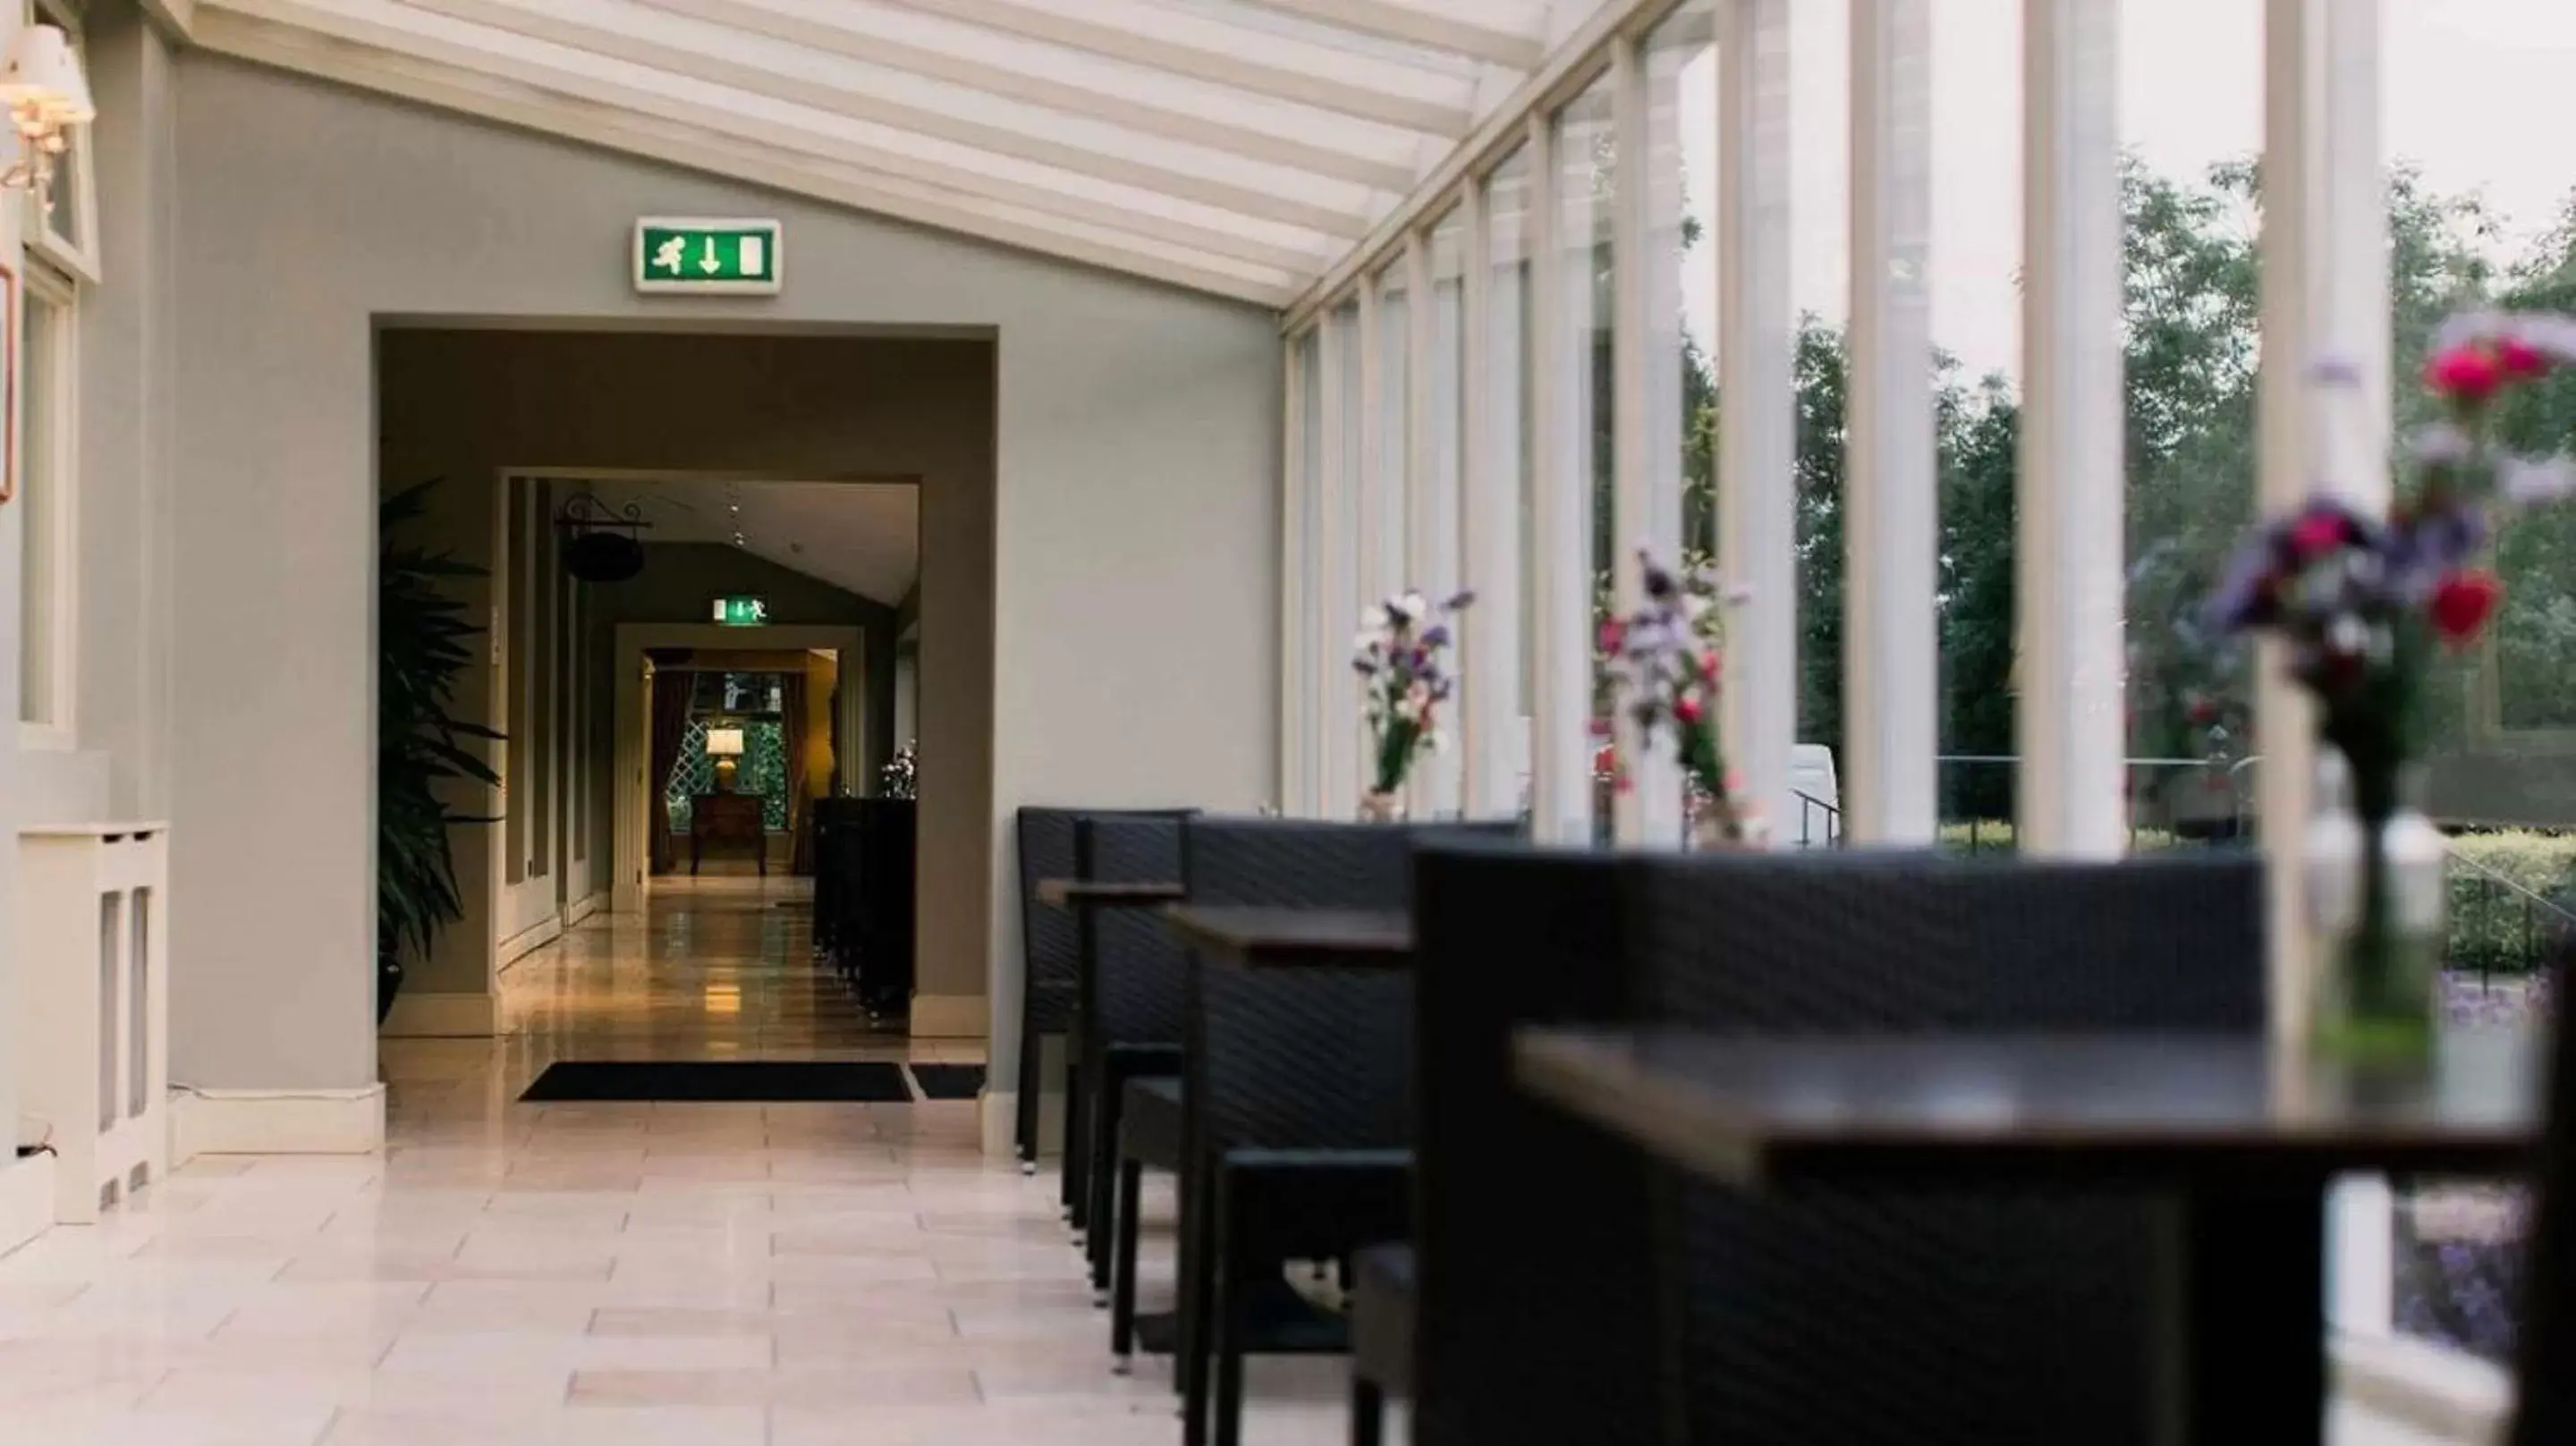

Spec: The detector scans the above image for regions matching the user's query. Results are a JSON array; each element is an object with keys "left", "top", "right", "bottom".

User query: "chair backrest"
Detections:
[
  {"left": 1077, "top": 812, "right": 1192, "bottom": 1047},
  {"left": 1409, "top": 841, "right": 1666, "bottom": 1446},
  {"left": 1631, "top": 849, "right": 2267, "bottom": 1446},
  {"left": 1179, "top": 816, "right": 1513, "bottom": 1150},
  {"left": 1016, "top": 808, "right": 1084, "bottom": 994},
  {"left": 2512, "top": 950, "right": 2572, "bottom": 1446}
]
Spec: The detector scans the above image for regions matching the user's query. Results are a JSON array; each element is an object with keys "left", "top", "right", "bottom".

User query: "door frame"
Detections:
[{"left": 613, "top": 622, "right": 867, "bottom": 913}]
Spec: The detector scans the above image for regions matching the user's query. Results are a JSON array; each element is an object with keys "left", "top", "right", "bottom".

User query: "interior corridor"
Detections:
[{"left": 0, "top": 884, "right": 1361, "bottom": 1446}]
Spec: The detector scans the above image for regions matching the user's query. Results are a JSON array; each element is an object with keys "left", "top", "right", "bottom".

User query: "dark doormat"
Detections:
[
  {"left": 908, "top": 1064, "right": 987, "bottom": 1100},
  {"left": 520, "top": 1061, "right": 911, "bottom": 1103}
]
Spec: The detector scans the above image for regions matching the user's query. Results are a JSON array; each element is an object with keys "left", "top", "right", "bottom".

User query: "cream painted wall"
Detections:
[{"left": 174, "top": 56, "right": 1278, "bottom": 1096}]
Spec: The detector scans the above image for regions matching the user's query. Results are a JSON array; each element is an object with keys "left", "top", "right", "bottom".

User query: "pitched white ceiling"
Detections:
[
  {"left": 582, "top": 478, "right": 919, "bottom": 604},
  {"left": 182, "top": 0, "right": 1614, "bottom": 306}
]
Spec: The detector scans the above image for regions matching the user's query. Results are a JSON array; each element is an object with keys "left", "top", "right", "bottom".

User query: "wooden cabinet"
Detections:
[{"left": 690, "top": 793, "right": 767, "bottom": 875}]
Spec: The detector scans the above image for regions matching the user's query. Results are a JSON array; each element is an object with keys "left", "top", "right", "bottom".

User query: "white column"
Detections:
[
  {"left": 1613, "top": 33, "right": 1681, "bottom": 845},
  {"left": 1718, "top": 0, "right": 1799, "bottom": 841},
  {"left": 2265, "top": 0, "right": 2394, "bottom": 1337},
  {"left": 1845, "top": 0, "right": 1939, "bottom": 845},
  {"left": 1281, "top": 334, "right": 1309, "bottom": 816},
  {"left": 1405, "top": 230, "right": 1463, "bottom": 818},
  {"left": 1528, "top": 113, "right": 1590, "bottom": 846},
  {"left": 2016, "top": 0, "right": 2126, "bottom": 859},
  {"left": 1460, "top": 181, "right": 1520, "bottom": 819},
  {"left": 1316, "top": 306, "right": 1357, "bottom": 816}
]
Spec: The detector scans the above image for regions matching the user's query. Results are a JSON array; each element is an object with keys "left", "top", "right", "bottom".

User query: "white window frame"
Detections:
[
  {"left": 18, "top": 256, "right": 78, "bottom": 748},
  {"left": 23, "top": 0, "right": 98, "bottom": 285}
]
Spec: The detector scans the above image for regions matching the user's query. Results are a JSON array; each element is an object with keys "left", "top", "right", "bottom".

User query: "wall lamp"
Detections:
[{"left": 0, "top": 26, "right": 92, "bottom": 209}]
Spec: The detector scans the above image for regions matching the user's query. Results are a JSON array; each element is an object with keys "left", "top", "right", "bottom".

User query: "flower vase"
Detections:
[
  {"left": 2307, "top": 757, "right": 2446, "bottom": 1064},
  {"left": 1358, "top": 790, "right": 1407, "bottom": 824}
]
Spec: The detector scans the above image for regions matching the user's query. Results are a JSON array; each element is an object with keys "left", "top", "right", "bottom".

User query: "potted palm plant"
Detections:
[{"left": 378, "top": 481, "right": 503, "bottom": 1023}]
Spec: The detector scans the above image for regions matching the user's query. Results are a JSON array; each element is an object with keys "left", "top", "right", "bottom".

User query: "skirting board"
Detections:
[
  {"left": 379, "top": 990, "right": 502, "bottom": 1038},
  {"left": 910, "top": 993, "right": 988, "bottom": 1039},
  {"left": 979, "top": 1090, "right": 1016, "bottom": 1159},
  {"left": 565, "top": 890, "right": 607, "bottom": 927},
  {"left": 173, "top": 1085, "right": 386, "bottom": 1161},
  {"left": 498, "top": 914, "right": 564, "bottom": 968},
  {"left": 0, "top": 1152, "right": 55, "bottom": 1253}
]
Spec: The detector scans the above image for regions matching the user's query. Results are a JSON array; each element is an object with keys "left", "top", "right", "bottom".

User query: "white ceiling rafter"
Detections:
[
  {"left": 1227, "top": 0, "right": 1546, "bottom": 71},
  {"left": 626, "top": 0, "right": 1425, "bottom": 193},
  {"left": 185, "top": 0, "right": 1629, "bottom": 309},
  {"left": 193, "top": 6, "right": 1307, "bottom": 305},
  {"left": 869, "top": 0, "right": 1479, "bottom": 137},
  {"left": 208, "top": 0, "right": 1364, "bottom": 260},
  {"left": 395, "top": 0, "right": 1385, "bottom": 241}
]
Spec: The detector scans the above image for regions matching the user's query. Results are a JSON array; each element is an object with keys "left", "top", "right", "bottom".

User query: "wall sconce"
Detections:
[{"left": 0, "top": 26, "right": 91, "bottom": 210}]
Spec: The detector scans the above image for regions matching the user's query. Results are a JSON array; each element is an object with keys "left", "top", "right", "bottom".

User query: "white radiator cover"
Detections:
[{"left": 16, "top": 824, "right": 169, "bottom": 1222}]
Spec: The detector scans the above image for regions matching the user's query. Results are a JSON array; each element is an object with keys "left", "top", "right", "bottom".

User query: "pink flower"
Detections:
[
  {"left": 1674, "top": 697, "right": 1703, "bottom": 726},
  {"left": 1597, "top": 620, "right": 1626, "bottom": 653},
  {"left": 2425, "top": 344, "right": 2504, "bottom": 403},
  {"left": 2429, "top": 568, "right": 2503, "bottom": 643},
  {"left": 1698, "top": 648, "right": 1720, "bottom": 681},
  {"left": 2500, "top": 336, "right": 2550, "bottom": 380},
  {"left": 2286, "top": 513, "right": 2349, "bottom": 561}
]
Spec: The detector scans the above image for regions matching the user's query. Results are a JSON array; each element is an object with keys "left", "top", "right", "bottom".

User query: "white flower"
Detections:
[
  {"left": 1353, "top": 630, "right": 1381, "bottom": 654},
  {"left": 2411, "top": 422, "right": 2474, "bottom": 469},
  {"left": 1360, "top": 606, "right": 1389, "bottom": 631},
  {"left": 2500, "top": 452, "right": 2576, "bottom": 505},
  {"left": 1399, "top": 591, "right": 1428, "bottom": 622},
  {"left": 2328, "top": 614, "right": 2369, "bottom": 657}
]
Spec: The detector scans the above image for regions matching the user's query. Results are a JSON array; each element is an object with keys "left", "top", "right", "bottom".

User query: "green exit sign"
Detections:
[
  {"left": 635, "top": 217, "right": 784, "bottom": 295},
  {"left": 713, "top": 596, "right": 768, "bottom": 627}
]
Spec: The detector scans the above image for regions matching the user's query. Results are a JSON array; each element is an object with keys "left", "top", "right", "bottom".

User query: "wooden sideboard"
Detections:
[{"left": 689, "top": 793, "right": 767, "bottom": 875}]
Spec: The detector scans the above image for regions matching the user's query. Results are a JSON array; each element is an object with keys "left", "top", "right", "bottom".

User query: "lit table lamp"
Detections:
[{"left": 704, "top": 726, "right": 746, "bottom": 792}]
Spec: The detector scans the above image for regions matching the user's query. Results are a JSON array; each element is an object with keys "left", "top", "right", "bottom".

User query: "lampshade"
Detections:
[
  {"left": 703, "top": 727, "right": 746, "bottom": 758},
  {"left": 0, "top": 26, "right": 92, "bottom": 124}
]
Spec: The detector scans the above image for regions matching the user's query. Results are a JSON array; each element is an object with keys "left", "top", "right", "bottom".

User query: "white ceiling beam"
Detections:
[
  {"left": 872, "top": 0, "right": 1477, "bottom": 138},
  {"left": 1282, "top": 0, "right": 1671, "bottom": 329},
  {"left": 1233, "top": 0, "right": 1544, "bottom": 71},
  {"left": 395, "top": 0, "right": 1375, "bottom": 242},
  {"left": 192, "top": 8, "right": 1301, "bottom": 307},
  {"left": 630, "top": 0, "right": 1419, "bottom": 192},
  {"left": 205, "top": 0, "right": 1353, "bottom": 266}
]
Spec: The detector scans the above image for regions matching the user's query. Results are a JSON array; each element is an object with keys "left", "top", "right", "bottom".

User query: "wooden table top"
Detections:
[
  {"left": 1513, "top": 1029, "right": 2545, "bottom": 1189},
  {"left": 1161, "top": 905, "right": 1413, "bottom": 970},
  {"left": 1035, "top": 878, "right": 1186, "bottom": 909}
]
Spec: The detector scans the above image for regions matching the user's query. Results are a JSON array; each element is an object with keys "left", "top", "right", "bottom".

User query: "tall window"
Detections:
[
  {"left": 25, "top": 0, "right": 96, "bottom": 283},
  {"left": 19, "top": 263, "right": 75, "bottom": 740},
  {"left": 1371, "top": 263, "right": 1411, "bottom": 603}
]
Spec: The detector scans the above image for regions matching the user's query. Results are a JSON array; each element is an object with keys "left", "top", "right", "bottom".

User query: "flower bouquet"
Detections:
[
  {"left": 1603, "top": 551, "right": 1762, "bottom": 847},
  {"left": 1352, "top": 590, "right": 1471, "bottom": 822},
  {"left": 2202, "top": 311, "right": 2576, "bottom": 1060},
  {"left": 879, "top": 740, "right": 918, "bottom": 800}
]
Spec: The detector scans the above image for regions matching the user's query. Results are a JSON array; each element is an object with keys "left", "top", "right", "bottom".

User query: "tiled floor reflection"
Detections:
[{"left": 0, "top": 877, "right": 1347, "bottom": 1446}]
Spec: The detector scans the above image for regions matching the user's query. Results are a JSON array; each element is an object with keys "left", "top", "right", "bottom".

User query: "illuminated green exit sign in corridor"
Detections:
[
  {"left": 634, "top": 218, "right": 784, "bottom": 295},
  {"left": 713, "top": 596, "right": 769, "bottom": 627}
]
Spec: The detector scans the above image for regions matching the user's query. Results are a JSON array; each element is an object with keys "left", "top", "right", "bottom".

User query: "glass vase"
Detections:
[
  {"left": 1358, "top": 790, "right": 1406, "bottom": 824},
  {"left": 2307, "top": 756, "right": 2446, "bottom": 1065}
]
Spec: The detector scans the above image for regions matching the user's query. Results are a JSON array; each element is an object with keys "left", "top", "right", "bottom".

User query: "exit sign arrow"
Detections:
[{"left": 634, "top": 217, "right": 784, "bottom": 295}]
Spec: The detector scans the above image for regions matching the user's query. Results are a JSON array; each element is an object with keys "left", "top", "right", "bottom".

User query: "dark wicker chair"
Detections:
[
  {"left": 1167, "top": 816, "right": 1515, "bottom": 1446},
  {"left": 1014, "top": 808, "right": 1084, "bottom": 1175},
  {"left": 1073, "top": 812, "right": 1192, "bottom": 1298},
  {"left": 2512, "top": 950, "right": 2572, "bottom": 1446},
  {"left": 1632, "top": 850, "right": 2266, "bottom": 1446},
  {"left": 1360, "top": 841, "right": 1665, "bottom": 1446}
]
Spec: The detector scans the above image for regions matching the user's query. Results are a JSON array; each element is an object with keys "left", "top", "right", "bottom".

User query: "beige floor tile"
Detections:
[{"left": 322, "top": 1404, "right": 770, "bottom": 1446}]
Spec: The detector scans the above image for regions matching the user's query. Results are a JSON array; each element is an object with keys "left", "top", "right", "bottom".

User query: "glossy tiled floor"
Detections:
[{"left": 0, "top": 876, "right": 1351, "bottom": 1446}]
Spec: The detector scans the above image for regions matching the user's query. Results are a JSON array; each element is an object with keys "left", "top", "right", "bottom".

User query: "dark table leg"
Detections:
[{"left": 2161, "top": 1183, "right": 2327, "bottom": 1446}]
